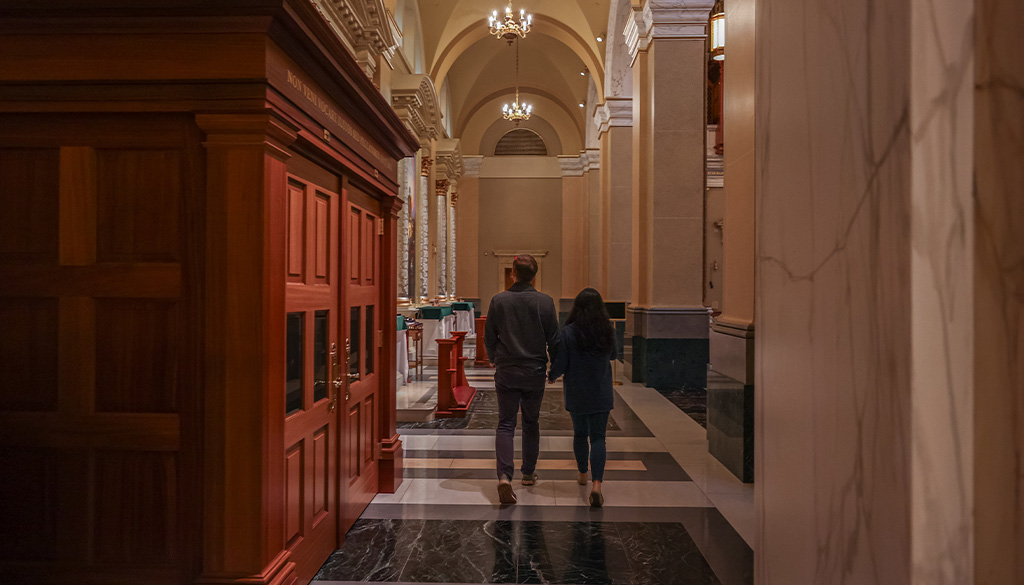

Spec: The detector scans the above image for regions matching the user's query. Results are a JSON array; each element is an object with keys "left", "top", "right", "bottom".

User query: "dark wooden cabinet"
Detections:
[{"left": 0, "top": 3, "right": 416, "bottom": 584}]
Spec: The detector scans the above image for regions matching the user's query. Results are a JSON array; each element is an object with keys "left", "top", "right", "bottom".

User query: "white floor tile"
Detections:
[{"left": 708, "top": 491, "right": 755, "bottom": 547}]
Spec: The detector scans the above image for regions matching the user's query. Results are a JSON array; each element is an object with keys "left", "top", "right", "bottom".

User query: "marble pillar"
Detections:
[
  {"left": 435, "top": 178, "right": 448, "bottom": 298},
  {"left": 417, "top": 151, "right": 431, "bottom": 302},
  {"left": 624, "top": 0, "right": 713, "bottom": 390},
  {"left": 583, "top": 148, "right": 601, "bottom": 292},
  {"left": 707, "top": 0, "right": 756, "bottom": 483},
  {"left": 397, "top": 156, "right": 413, "bottom": 303},
  {"left": 755, "top": 0, "right": 990, "bottom": 580}
]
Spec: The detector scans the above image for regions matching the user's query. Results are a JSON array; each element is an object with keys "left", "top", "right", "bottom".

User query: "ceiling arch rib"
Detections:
[
  {"left": 456, "top": 86, "right": 583, "bottom": 138},
  {"left": 429, "top": 18, "right": 606, "bottom": 105}
]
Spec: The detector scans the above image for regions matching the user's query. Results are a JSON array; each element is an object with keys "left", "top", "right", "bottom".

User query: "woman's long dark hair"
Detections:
[{"left": 565, "top": 288, "right": 615, "bottom": 354}]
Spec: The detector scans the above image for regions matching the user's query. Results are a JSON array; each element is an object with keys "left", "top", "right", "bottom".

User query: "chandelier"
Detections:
[
  {"left": 489, "top": 0, "right": 531, "bottom": 44},
  {"left": 501, "top": 39, "right": 532, "bottom": 123}
]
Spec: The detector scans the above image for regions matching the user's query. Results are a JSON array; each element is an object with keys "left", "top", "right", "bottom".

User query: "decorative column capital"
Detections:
[
  {"left": 625, "top": 0, "right": 714, "bottom": 65},
  {"left": 435, "top": 178, "right": 450, "bottom": 198},
  {"left": 593, "top": 98, "right": 633, "bottom": 135},
  {"left": 435, "top": 138, "right": 464, "bottom": 180},
  {"left": 420, "top": 155, "right": 433, "bottom": 176}
]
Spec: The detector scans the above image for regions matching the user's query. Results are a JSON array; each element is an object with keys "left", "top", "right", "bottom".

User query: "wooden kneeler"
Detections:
[{"left": 435, "top": 334, "right": 477, "bottom": 418}]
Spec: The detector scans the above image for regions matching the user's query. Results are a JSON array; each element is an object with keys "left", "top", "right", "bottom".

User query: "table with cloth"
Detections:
[
  {"left": 451, "top": 301, "right": 476, "bottom": 360},
  {"left": 396, "top": 315, "right": 408, "bottom": 384},
  {"left": 419, "top": 305, "right": 456, "bottom": 359}
]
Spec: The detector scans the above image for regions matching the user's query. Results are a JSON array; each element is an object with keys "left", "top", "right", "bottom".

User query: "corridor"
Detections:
[{"left": 312, "top": 364, "right": 753, "bottom": 585}]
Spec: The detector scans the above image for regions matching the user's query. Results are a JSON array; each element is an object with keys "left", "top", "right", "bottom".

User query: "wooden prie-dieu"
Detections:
[{"left": 0, "top": 3, "right": 418, "bottom": 585}]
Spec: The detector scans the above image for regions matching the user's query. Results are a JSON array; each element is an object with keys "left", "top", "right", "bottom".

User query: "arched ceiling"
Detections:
[{"left": 412, "top": 0, "right": 611, "bottom": 151}]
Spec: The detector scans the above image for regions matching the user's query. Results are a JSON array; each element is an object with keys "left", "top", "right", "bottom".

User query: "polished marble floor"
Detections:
[{"left": 314, "top": 364, "right": 753, "bottom": 585}]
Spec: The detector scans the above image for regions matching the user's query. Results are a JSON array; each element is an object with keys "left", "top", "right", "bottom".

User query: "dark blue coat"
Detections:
[{"left": 547, "top": 324, "right": 615, "bottom": 414}]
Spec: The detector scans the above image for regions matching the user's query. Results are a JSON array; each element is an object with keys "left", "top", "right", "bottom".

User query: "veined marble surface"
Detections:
[{"left": 755, "top": 0, "right": 913, "bottom": 581}]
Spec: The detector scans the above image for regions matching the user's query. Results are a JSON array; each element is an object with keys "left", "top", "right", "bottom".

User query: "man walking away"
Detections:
[{"left": 484, "top": 254, "right": 558, "bottom": 504}]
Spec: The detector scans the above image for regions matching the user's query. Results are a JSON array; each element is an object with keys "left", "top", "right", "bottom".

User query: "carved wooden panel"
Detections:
[
  {"left": 93, "top": 450, "right": 178, "bottom": 564},
  {"left": 349, "top": 207, "right": 360, "bottom": 283},
  {"left": 347, "top": 402, "right": 361, "bottom": 481},
  {"left": 288, "top": 184, "right": 305, "bottom": 281},
  {"left": 285, "top": 444, "right": 302, "bottom": 545},
  {"left": 0, "top": 298, "right": 58, "bottom": 411},
  {"left": 95, "top": 300, "right": 179, "bottom": 413},
  {"left": 315, "top": 194, "right": 329, "bottom": 283},
  {"left": 96, "top": 149, "right": 180, "bottom": 262},
  {"left": 362, "top": 395, "right": 374, "bottom": 468},
  {"left": 362, "top": 213, "right": 374, "bottom": 285},
  {"left": 0, "top": 149, "right": 59, "bottom": 263},
  {"left": 0, "top": 114, "right": 201, "bottom": 585},
  {"left": 312, "top": 426, "right": 328, "bottom": 520}
]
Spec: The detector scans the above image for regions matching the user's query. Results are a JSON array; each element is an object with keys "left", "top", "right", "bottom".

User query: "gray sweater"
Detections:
[{"left": 484, "top": 282, "right": 559, "bottom": 384}]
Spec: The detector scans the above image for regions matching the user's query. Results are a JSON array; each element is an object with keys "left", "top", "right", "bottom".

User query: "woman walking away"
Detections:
[{"left": 548, "top": 288, "right": 616, "bottom": 507}]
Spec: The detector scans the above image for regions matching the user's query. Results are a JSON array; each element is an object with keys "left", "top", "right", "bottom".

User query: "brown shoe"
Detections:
[
  {"left": 577, "top": 472, "right": 588, "bottom": 485},
  {"left": 497, "top": 476, "right": 517, "bottom": 504},
  {"left": 521, "top": 472, "right": 539, "bottom": 486},
  {"left": 589, "top": 490, "right": 604, "bottom": 508}
]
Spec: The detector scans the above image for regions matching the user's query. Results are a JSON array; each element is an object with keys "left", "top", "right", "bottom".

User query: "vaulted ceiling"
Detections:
[{"left": 396, "top": 0, "right": 613, "bottom": 154}]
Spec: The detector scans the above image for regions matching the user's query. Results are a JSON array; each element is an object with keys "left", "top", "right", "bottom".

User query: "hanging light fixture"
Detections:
[
  {"left": 502, "top": 38, "right": 532, "bottom": 123},
  {"left": 488, "top": 0, "right": 532, "bottom": 44},
  {"left": 710, "top": 0, "right": 725, "bottom": 61}
]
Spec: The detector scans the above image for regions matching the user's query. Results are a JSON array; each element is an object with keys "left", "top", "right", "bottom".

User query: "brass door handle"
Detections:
[{"left": 328, "top": 343, "right": 340, "bottom": 412}]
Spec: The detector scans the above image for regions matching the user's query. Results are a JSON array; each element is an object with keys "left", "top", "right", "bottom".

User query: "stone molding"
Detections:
[
  {"left": 313, "top": 0, "right": 401, "bottom": 78},
  {"left": 583, "top": 148, "right": 600, "bottom": 172},
  {"left": 557, "top": 155, "right": 585, "bottom": 177},
  {"left": 435, "top": 138, "right": 463, "bottom": 179},
  {"left": 462, "top": 155, "right": 484, "bottom": 176},
  {"left": 593, "top": 98, "right": 633, "bottom": 135},
  {"left": 391, "top": 74, "right": 441, "bottom": 143},
  {"left": 711, "top": 316, "right": 755, "bottom": 338},
  {"left": 625, "top": 0, "right": 714, "bottom": 65}
]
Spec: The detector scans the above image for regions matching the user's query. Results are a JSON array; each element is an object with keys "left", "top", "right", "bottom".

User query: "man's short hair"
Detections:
[{"left": 512, "top": 254, "right": 538, "bottom": 283}]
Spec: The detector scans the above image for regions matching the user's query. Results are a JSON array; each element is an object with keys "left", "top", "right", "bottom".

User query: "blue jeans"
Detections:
[{"left": 569, "top": 411, "right": 609, "bottom": 482}]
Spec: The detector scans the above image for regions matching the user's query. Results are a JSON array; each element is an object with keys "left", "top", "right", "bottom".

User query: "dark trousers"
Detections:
[
  {"left": 569, "top": 411, "right": 610, "bottom": 482},
  {"left": 495, "top": 379, "right": 545, "bottom": 480}
]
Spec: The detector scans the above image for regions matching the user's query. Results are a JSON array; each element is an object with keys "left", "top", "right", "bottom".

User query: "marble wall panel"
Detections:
[
  {"left": 455, "top": 176, "right": 479, "bottom": 299},
  {"left": 973, "top": 0, "right": 1024, "bottom": 582},
  {"left": 909, "top": 0, "right": 975, "bottom": 582},
  {"left": 754, "top": 0, "right": 913, "bottom": 582}
]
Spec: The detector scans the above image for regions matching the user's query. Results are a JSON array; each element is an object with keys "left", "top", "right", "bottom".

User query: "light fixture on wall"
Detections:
[
  {"left": 710, "top": 0, "right": 725, "bottom": 61},
  {"left": 502, "top": 38, "right": 532, "bottom": 123},
  {"left": 489, "top": 0, "right": 532, "bottom": 44},
  {"left": 578, "top": 101, "right": 585, "bottom": 108},
  {"left": 596, "top": 33, "right": 605, "bottom": 42},
  {"left": 580, "top": 67, "right": 588, "bottom": 77}
]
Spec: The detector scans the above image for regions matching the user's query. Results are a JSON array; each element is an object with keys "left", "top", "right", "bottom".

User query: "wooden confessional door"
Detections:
[
  {"left": 340, "top": 189, "right": 382, "bottom": 531},
  {"left": 283, "top": 178, "right": 340, "bottom": 583}
]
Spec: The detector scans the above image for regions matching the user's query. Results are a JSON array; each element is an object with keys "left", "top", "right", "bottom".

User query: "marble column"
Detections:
[
  {"left": 417, "top": 150, "right": 431, "bottom": 302},
  {"left": 434, "top": 177, "right": 448, "bottom": 299},
  {"left": 624, "top": 0, "right": 713, "bottom": 390},
  {"left": 396, "top": 156, "right": 413, "bottom": 303},
  {"left": 707, "top": 0, "right": 755, "bottom": 483},
  {"left": 583, "top": 148, "right": 601, "bottom": 292}
]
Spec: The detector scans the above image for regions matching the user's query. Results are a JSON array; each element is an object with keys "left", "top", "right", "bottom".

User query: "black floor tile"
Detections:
[{"left": 313, "top": 519, "right": 739, "bottom": 585}]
